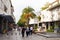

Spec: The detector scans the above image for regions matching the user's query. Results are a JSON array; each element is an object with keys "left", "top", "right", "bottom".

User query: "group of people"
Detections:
[{"left": 21, "top": 26, "right": 33, "bottom": 37}]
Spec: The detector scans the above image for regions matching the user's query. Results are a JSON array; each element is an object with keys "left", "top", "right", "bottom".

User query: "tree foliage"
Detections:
[
  {"left": 22, "top": 6, "right": 34, "bottom": 14},
  {"left": 17, "top": 20, "right": 25, "bottom": 27},
  {"left": 37, "top": 16, "right": 41, "bottom": 21},
  {"left": 20, "top": 6, "right": 36, "bottom": 27},
  {"left": 41, "top": 2, "right": 50, "bottom": 11}
]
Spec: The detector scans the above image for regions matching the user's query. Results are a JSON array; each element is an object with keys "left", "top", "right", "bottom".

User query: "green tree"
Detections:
[
  {"left": 37, "top": 16, "right": 41, "bottom": 21},
  {"left": 17, "top": 19, "right": 25, "bottom": 27},
  {"left": 41, "top": 2, "right": 50, "bottom": 11},
  {"left": 21, "top": 7, "right": 36, "bottom": 27}
]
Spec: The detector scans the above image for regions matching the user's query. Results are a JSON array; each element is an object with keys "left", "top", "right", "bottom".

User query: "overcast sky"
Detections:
[{"left": 11, "top": 0, "right": 55, "bottom": 23}]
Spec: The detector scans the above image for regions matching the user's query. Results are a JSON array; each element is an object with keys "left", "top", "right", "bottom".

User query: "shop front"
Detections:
[
  {"left": 39, "top": 21, "right": 60, "bottom": 33},
  {"left": 0, "top": 14, "right": 15, "bottom": 34}
]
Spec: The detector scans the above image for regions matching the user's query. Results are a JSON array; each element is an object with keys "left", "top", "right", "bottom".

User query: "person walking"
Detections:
[
  {"left": 30, "top": 26, "right": 33, "bottom": 35},
  {"left": 21, "top": 27, "right": 25, "bottom": 37},
  {"left": 18, "top": 27, "right": 21, "bottom": 35},
  {"left": 29, "top": 27, "right": 31, "bottom": 35},
  {"left": 26, "top": 27, "right": 29, "bottom": 37}
]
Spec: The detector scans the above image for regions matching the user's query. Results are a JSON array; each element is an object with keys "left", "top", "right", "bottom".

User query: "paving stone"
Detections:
[{"left": 0, "top": 29, "right": 60, "bottom": 40}]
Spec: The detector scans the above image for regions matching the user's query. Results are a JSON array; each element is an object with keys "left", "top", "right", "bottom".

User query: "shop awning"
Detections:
[
  {"left": 4, "top": 15, "right": 15, "bottom": 23},
  {"left": 0, "top": 14, "right": 4, "bottom": 17},
  {"left": 0, "top": 14, "right": 4, "bottom": 23}
]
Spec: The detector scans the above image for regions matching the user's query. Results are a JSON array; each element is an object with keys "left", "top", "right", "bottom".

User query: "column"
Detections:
[
  {"left": 54, "top": 22, "right": 58, "bottom": 33},
  {"left": 48, "top": 22, "right": 50, "bottom": 30}
]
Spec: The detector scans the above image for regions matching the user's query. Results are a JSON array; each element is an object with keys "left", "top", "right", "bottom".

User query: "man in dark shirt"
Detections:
[{"left": 21, "top": 27, "right": 25, "bottom": 37}]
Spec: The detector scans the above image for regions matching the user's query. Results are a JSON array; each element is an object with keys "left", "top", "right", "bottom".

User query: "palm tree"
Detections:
[
  {"left": 37, "top": 16, "right": 41, "bottom": 21},
  {"left": 21, "top": 7, "right": 36, "bottom": 27},
  {"left": 37, "top": 16, "right": 41, "bottom": 28}
]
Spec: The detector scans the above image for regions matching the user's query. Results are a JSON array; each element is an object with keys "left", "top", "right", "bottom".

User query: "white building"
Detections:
[
  {"left": 39, "top": 1, "right": 60, "bottom": 32},
  {"left": 29, "top": 0, "right": 60, "bottom": 32},
  {"left": 0, "top": 0, "right": 15, "bottom": 18}
]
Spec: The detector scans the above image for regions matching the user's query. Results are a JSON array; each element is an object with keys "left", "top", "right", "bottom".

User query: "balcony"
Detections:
[{"left": 47, "top": 0, "right": 60, "bottom": 11}]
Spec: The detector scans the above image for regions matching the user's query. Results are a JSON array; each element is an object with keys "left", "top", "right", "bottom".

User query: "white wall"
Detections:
[
  {"left": 40, "top": 11, "right": 52, "bottom": 22},
  {"left": 0, "top": 0, "right": 14, "bottom": 15},
  {"left": 2, "top": 0, "right": 11, "bottom": 15},
  {"left": 29, "top": 18, "right": 38, "bottom": 24}
]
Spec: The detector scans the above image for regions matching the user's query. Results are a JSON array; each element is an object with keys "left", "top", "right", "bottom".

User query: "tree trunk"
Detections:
[{"left": 27, "top": 18, "right": 29, "bottom": 27}]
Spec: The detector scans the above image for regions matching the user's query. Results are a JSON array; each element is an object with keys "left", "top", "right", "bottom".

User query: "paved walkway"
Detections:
[{"left": 0, "top": 29, "right": 60, "bottom": 40}]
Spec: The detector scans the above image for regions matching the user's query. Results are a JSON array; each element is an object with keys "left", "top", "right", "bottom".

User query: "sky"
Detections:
[{"left": 11, "top": 0, "right": 55, "bottom": 23}]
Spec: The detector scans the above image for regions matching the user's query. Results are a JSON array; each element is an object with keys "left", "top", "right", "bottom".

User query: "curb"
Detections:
[{"left": 35, "top": 33, "right": 60, "bottom": 38}]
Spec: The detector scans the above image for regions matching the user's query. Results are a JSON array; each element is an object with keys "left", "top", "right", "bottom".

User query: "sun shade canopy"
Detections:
[{"left": 4, "top": 15, "right": 15, "bottom": 23}]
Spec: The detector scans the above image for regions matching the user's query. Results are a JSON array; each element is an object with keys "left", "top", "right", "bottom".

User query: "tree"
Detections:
[
  {"left": 41, "top": 0, "right": 59, "bottom": 11},
  {"left": 17, "top": 19, "right": 25, "bottom": 27},
  {"left": 41, "top": 2, "right": 50, "bottom": 11},
  {"left": 37, "top": 16, "right": 41, "bottom": 21},
  {"left": 21, "top": 6, "right": 36, "bottom": 27},
  {"left": 36, "top": 16, "right": 41, "bottom": 28}
]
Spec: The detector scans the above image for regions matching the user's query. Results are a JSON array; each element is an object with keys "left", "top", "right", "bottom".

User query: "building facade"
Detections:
[
  {"left": 0, "top": 0, "right": 15, "bottom": 18},
  {"left": 39, "top": 1, "right": 60, "bottom": 33},
  {"left": 29, "top": 0, "right": 60, "bottom": 33},
  {"left": 0, "top": 0, "right": 15, "bottom": 33}
]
